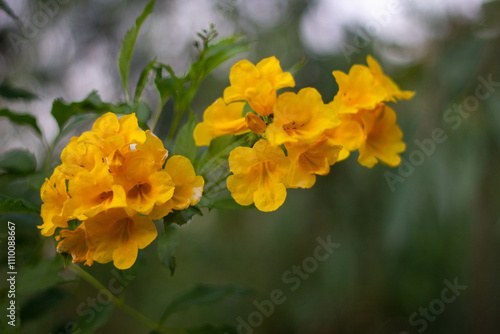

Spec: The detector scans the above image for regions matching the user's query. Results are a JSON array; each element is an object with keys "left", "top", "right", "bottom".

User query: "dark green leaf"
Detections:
[
  {"left": 17, "top": 257, "right": 67, "bottom": 297},
  {"left": 134, "top": 101, "right": 152, "bottom": 130},
  {"left": 74, "top": 302, "right": 114, "bottom": 334},
  {"left": 0, "top": 149, "right": 37, "bottom": 174},
  {"left": 200, "top": 36, "right": 250, "bottom": 77},
  {"left": 0, "top": 0, "right": 21, "bottom": 25},
  {"left": 0, "top": 109, "right": 42, "bottom": 135},
  {"left": 51, "top": 91, "right": 121, "bottom": 129},
  {"left": 154, "top": 69, "right": 177, "bottom": 103},
  {"left": 0, "top": 83, "right": 37, "bottom": 100},
  {"left": 196, "top": 133, "right": 256, "bottom": 175},
  {"left": 159, "top": 284, "right": 253, "bottom": 322},
  {"left": 118, "top": 0, "right": 156, "bottom": 101},
  {"left": 0, "top": 194, "right": 40, "bottom": 214},
  {"left": 163, "top": 206, "right": 202, "bottom": 226},
  {"left": 157, "top": 224, "right": 179, "bottom": 276},
  {"left": 20, "top": 288, "right": 67, "bottom": 323},
  {"left": 211, "top": 195, "right": 254, "bottom": 210},
  {"left": 172, "top": 113, "right": 199, "bottom": 162},
  {"left": 134, "top": 58, "right": 157, "bottom": 105}
]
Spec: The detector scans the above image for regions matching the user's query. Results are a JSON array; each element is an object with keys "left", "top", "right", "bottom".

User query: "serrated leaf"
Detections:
[
  {"left": 163, "top": 206, "right": 202, "bottom": 226},
  {"left": 0, "top": 109, "right": 42, "bottom": 135},
  {"left": 0, "top": 83, "right": 37, "bottom": 100},
  {"left": 118, "top": 0, "right": 156, "bottom": 102},
  {"left": 159, "top": 284, "right": 253, "bottom": 323},
  {"left": 154, "top": 68, "right": 177, "bottom": 102},
  {"left": 0, "top": 149, "right": 37, "bottom": 174},
  {"left": 134, "top": 58, "right": 157, "bottom": 105},
  {"left": 51, "top": 91, "right": 121, "bottom": 129},
  {"left": 172, "top": 113, "right": 198, "bottom": 162},
  {"left": 157, "top": 224, "right": 179, "bottom": 276},
  {"left": 0, "top": 194, "right": 40, "bottom": 214}
]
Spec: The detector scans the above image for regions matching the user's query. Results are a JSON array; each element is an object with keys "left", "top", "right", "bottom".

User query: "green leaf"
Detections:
[
  {"left": 0, "top": 83, "right": 37, "bottom": 100},
  {"left": 172, "top": 113, "right": 198, "bottom": 162},
  {"left": 199, "top": 36, "right": 250, "bottom": 77},
  {"left": 118, "top": 0, "right": 156, "bottom": 102},
  {"left": 0, "top": 194, "right": 40, "bottom": 214},
  {"left": 51, "top": 91, "right": 121, "bottom": 129},
  {"left": 0, "top": 0, "right": 21, "bottom": 25},
  {"left": 134, "top": 58, "right": 157, "bottom": 105},
  {"left": 20, "top": 288, "right": 67, "bottom": 323},
  {"left": 0, "top": 149, "right": 37, "bottom": 174},
  {"left": 154, "top": 68, "right": 177, "bottom": 103},
  {"left": 159, "top": 284, "right": 253, "bottom": 323},
  {"left": 0, "top": 109, "right": 42, "bottom": 135},
  {"left": 134, "top": 101, "right": 152, "bottom": 130},
  {"left": 163, "top": 206, "right": 202, "bottom": 227},
  {"left": 16, "top": 257, "right": 67, "bottom": 297},
  {"left": 211, "top": 195, "right": 254, "bottom": 210},
  {"left": 73, "top": 302, "right": 114, "bottom": 334},
  {"left": 196, "top": 133, "right": 256, "bottom": 175},
  {"left": 157, "top": 224, "right": 179, "bottom": 276}
]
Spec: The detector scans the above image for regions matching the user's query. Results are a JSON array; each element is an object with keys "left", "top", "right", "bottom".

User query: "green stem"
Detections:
[{"left": 70, "top": 264, "right": 186, "bottom": 334}]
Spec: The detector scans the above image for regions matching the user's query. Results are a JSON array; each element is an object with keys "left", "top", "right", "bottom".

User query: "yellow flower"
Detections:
[
  {"left": 245, "top": 113, "right": 267, "bottom": 135},
  {"left": 57, "top": 224, "right": 93, "bottom": 266},
  {"left": 59, "top": 138, "right": 104, "bottom": 176},
  {"left": 150, "top": 156, "right": 205, "bottom": 219},
  {"left": 194, "top": 98, "right": 249, "bottom": 146},
  {"left": 84, "top": 208, "right": 157, "bottom": 270},
  {"left": 357, "top": 104, "right": 406, "bottom": 167},
  {"left": 331, "top": 55, "right": 414, "bottom": 113},
  {"left": 286, "top": 137, "right": 341, "bottom": 189},
  {"left": 80, "top": 113, "right": 146, "bottom": 156},
  {"left": 114, "top": 157, "right": 175, "bottom": 216},
  {"left": 265, "top": 88, "right": 340, "bottom": 146},
  {"left": 224, "top": 57, "right": 295, "bottom": 116},
  {"left": 332, "top": 64, "right": 387, "bottom": 113},
  {"left": 324, "top": 113, "right": 365, "bottom": 161},
  {"left": 38, "top": 167, "right": 69, "bottom": 236},
  {"left": 63, "top": 159, "right": 128, "bottom": 220},
  {"left": 366, "top": 55, "right": 415, "bottom": 102},
  {"left": 227, "top": 140, "right": 290, "bottom": 212}
]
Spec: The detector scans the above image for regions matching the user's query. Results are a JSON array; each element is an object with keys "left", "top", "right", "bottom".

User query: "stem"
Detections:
[{"left": 70, "top": 264, "right": 186, "bottom": 334}]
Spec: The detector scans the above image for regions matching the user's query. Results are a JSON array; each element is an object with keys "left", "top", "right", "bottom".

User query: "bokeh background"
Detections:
[{"left": 1, "top": 0, "right": 500, "bottom": 333}]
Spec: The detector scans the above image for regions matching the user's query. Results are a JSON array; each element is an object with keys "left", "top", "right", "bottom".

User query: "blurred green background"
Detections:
[{"left": 1, "top": 0, "right": 500, "bottom": 333}]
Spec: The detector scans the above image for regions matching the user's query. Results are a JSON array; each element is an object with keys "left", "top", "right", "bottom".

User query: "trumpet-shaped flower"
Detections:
[
  {"left": 331, "top": 56, "right": 414, "bottom": 113},
  {"left": 57, "top": 224, "right": 93, "bottom": 265},
  {"left": 150, "top": 156, "right": 204, "bottom": 219},
  {"left": 224, "top": 57, "right": 295, "bottom": 116},
  {"left": 265, "top": 88, "right": 340, "bottom": 146},
  {"left": 194, "top": 98, "right": 249, "bottom": 146},
  {"left": 286, "top": 137, "right": 341, "bottom": 189},
  {"left": 38, "top": 167, "right": 69, "bottom": 236},
  {"left": 63, "top": 159, "right": 128, "bottom": 220},
  {"left": 227, "top": 140, "right": 290, "bottom": 212},
  {"left": 357, "top": 104, "right": 406, "bottom": 167},
  {"left": 324, "top": 113, "right": 365, "bottom": 161},
  {"left": 83, "top": 208, "right": 157, "bottom": 270},
  {"left": 366, "top": 56, "right": 415, "bottom": 102}
]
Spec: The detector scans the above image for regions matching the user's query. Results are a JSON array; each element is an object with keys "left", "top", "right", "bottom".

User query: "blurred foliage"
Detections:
[{"left": 1, "top": 0, "right": 500, "bottom": 334}]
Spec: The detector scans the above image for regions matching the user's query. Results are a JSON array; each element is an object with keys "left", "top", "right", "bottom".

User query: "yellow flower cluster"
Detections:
[
  {"left": 39, "top": 113, "right": 204, "bottom": 269},
  {"left": 194, "top": 56, "right": 413, "bottom": 212}
]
